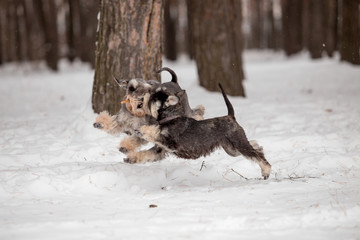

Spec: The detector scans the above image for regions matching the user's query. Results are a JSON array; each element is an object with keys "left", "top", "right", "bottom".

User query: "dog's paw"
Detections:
[
  {"left": 119, "top": 147, "right": 128, "bottom": 154},
  {"left": 123, "top": 158, "right": 134, "bottom": 164},
  {"left": 134, "top": 130, "right": 143, "bottom": 137},
  {"left": 93, "top": 122, "right": 103, "bottom": 129},
  {"left": 123, "top": 157, "right": 140, "bottom": 164},
  {"left": 94, "top": 111, "right": 114, "bottom": 131},
  {"left": 260, "top": 162, "right": 271, "bottom": 180}
]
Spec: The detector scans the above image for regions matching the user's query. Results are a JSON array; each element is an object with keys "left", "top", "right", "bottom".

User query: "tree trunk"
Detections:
[
  {"left": 324, "top": 0, "right": 337, "bottom": 57},
  {"left": 92, "top": 0, "right": 164, "bottom": 115},
  {"left": 66, "top": 0, "right": 78, "bottom": 62},
  {"left": 308, "top": 0, "right": 323, "bottom": 59},
  {"left": 188, "top": 0, "right": 245, "bottom": 97},
  {"left": 340, "top": 0, "right": 360, "bottom": 65},
  {"left": 5, "top": 1, "right": 17, "bottom": 62},
  {"left": 164, "top": 0, "right": 177, "bottom": 61},
  {"left": 281, "top": 0, "right": 303, "bottom": 56},
  {"left": 0, "top": 1, "right": 4, "bottom": 65},
  {"left": 78, "top": 0, "right": 98, "bottom": 66},
  {"left": 248, "top": 0, "right": 262, "bottom": 49},
  {"left": 33, "top": 0, "right": 59, "bottom": 70}
]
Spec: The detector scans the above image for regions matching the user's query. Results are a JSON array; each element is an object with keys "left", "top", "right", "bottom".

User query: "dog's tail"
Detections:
[
  {"left": 156, "top": 67, "right": 177, "bottom": 83},
  {"left": 218, "top": 83, "right": 235, "bottom": 118}
]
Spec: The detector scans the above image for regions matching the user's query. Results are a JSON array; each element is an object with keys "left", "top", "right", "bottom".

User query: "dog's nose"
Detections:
[{"left": 137, "top": 103, "right": 143, "bottom": 109}]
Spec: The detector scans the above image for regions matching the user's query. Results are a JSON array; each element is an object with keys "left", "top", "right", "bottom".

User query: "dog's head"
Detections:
[
  {"left": 147, "top": 86, "right": 186, "bottom": 119},
  {"left": 114, "top": 77, "right": 160, "bottom": 117}
]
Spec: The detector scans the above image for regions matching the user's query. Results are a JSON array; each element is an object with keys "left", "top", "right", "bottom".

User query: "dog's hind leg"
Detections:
[{"left": 222, "top": 137, "right": 271, "bottom": 180}]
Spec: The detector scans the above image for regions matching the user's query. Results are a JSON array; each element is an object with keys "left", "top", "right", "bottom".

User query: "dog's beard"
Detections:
[{"left": 126, "top": 96, "right": 146, "bottom": 117}]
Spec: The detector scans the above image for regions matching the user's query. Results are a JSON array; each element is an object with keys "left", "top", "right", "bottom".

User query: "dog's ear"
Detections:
[
  {"left": 165, "top": 95, "right": 180, "bottom": 107},
  {"left": 114, "top": 77, "right": 129, "bottom": 89},
  {"left": 176, "top": 90, "right": 186, "bottom": 100}
]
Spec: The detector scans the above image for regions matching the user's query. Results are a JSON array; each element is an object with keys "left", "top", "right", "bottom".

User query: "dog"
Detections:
[
  {"left": 137, "top": 83, "right": 271, "bottom": 179},
  {"left": 93, "top": 67, "right": 205, "bottom": 163}
]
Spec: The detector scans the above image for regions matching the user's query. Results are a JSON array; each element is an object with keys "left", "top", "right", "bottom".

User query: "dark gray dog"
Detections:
[
  {"left": 138, "top": 84, "right": 271, "bottom": 179},
  {"left": 93, "top": 67, "right": 205, "bottom": 163}
]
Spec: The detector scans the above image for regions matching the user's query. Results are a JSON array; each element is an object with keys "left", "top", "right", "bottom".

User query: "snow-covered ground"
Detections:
[{"left": 0, "top": 52, "right": 359, "bottom": 240}]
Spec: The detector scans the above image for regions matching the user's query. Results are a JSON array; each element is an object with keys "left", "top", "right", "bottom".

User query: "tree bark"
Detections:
[
  {"left": 188, "top": 0, "right": 245, "bottom": 97},
  {"left": 78, "top": 0, "right": 98, "bottom": 66},
  {"left": 281, "top": 0, "right": 303, "bottom": 56},
  {"left": 248, "top": 0, "right": 262, "bottom": 49},
  {"left": 340, "top": 0, "right": 360, "bottom": 65},
  {"left": 92, "top": 0, "right": 164, "bottom": 114},
  {"left": 324, "top": 0, "right": 337, "bottom": 57},
  {"left": 33, "top": 0, "right": 59, "bottom": 70},
  {"left": 164, "top": 0, "right": 177, "bottom": 61},
  {"left": 308, "top": 0, "right": 323, "bottom": 59}
]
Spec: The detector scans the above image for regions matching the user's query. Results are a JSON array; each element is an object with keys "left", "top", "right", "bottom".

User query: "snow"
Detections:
[{"left": 1, "top": 52, "right": 360, "bottom": 239}]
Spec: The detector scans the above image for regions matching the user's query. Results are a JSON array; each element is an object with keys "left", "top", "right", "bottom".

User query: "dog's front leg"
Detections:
[
  {"left": 119, "top": 135, "right": 147, "bottom": 154},
  {"left": 93, "top": 111, "right": 121, "bottom": 135},
  {"left": 139, "top": 125, "right": 161, "bottom": 143}
]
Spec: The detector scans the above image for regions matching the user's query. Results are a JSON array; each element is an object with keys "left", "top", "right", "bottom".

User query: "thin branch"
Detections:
[
  {"left": 230, "top": 168, "right": 249, "bottom": 181},
  {"left": 199, "top": 161, "right": 206, "bottom": 171}
]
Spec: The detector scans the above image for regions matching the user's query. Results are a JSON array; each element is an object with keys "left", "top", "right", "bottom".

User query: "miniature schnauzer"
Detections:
[
  {"left": 93, "top": 67, "right": 205, "bottom": 163},
  {"left": 138, "top": 84, "right": 271, "bottom": 179}
]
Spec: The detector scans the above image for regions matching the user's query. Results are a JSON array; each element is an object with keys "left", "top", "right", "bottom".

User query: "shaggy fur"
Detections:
[
  {"left": 93, "top": 67, "right": 205, "bottom": 163},
  {"left": 138, "top": 84, "right": 272, "bottom": 179}
]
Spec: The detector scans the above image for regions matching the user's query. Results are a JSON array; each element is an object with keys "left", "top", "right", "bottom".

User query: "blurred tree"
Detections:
[
  {"left": 340, "top": 0, "right": 360, "bottom": 65},
  {"left": 304, "top": 0, "right": 337, "bottom": 59},
  {"left": 92, "top": 0, "right": 163, "bottom": 114},
  {"left": 281, "top": 0, "right": 303, "bottom": 56},
  {"left": 248, "top": 0, "right": 262, "bottom": 49},
  {"left": 264, "top": 0, "right": 278, "bottom": 50},
  {"left": 164, "top": 0, "right": 177, "bottom": 61},
  {"left": 33, "top": 0, "right": 59, "bottom": 70},
  {"left": 66, "top": 0, "right": 98, "bottom": 66},
  {"left": 187, "top": 0, "right": 245, "bottom": 96}
]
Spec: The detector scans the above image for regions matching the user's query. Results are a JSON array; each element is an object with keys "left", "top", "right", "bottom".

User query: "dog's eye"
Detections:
[{"left": 129, "top": 86, "right": 135, "bottom": 92}]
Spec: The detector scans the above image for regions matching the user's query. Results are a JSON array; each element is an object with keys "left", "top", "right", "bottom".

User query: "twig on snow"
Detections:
[
  {"left": 230, "top": 168, "right": 249, "bottom": 181},
  {"left": 199, "top": 161, "right": 206, "bottom": 171}
]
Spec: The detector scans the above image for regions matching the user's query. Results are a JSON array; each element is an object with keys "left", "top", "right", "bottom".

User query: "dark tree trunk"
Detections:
[
  {"left": 306, "top": 0, "right": 338, "bottom": 59},
  {"left": 324, "top": 0, "right": 338, "bottom": 57},
  {"left": 5, "top": 1, "right": 18, "bottom": 62},
  {"left": 308, "top": 0, "right": 323, "bottom": 59},
  {"left": 22, "top": 0, "right": 44, "bottom": 62},
  {"left": 185, "top": 0, "right": 194, "bottom": 59},
  {"left": 33, "top": 0, "right": 59, "bottom": 70},
  {"left": 188, "top": 0, "right": 245, "bottom": 96},
  {"left": 248, "top": 0, "right": 262, "bottom": 49},
  {"left": 164, "top": 0, "right": 177, "bottom": 61},
  {"left": 92, "top": 0, "right": 164, "bottom": 115},
  {"left": 340, "top": 0, "right": 360, "bottom": 65},
  {"left": 281, "top": 0, "right": 303, "bottom": 56},
  {"left": 78, "top": 0, "right": 98, "bottom": 66},
  {"left": 0, "top": 1, "right": 4, "bottom": 64},
  {"left": 66, "top": 0, "right": 78, "bottom": 62},
  {"left": 264, "top": 0, "right": 275, "bottom": 49}
]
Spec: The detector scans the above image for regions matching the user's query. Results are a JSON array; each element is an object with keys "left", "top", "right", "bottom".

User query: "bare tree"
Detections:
[
  {"left": 281, "top": 0, "right": 303, "bottom": 56},
  {"left": 92, "top": 0, "right": 164, "bottom": 114},
  {"left": 33, "top": 0, "right": 59, "bottom": 70},
  {"left": 187, "top": 0, "right": 245, "bottom": 96},
  {"left": 340, "top": 0, "right": 360, "bottom": 65}
]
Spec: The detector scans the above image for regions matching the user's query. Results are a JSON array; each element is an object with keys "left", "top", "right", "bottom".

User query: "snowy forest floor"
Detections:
[{"left": 0, "top": 51, "right": 360, "bottom": 240}]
